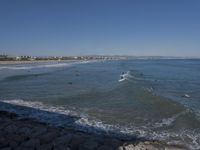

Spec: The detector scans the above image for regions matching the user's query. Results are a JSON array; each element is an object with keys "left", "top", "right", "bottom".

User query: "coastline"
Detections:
[
  {"left": 0, "top": 103, "right": 188, "bottom": 150},
  {"left": 0, "top": 60, "right": 78, "bottom": 65}
]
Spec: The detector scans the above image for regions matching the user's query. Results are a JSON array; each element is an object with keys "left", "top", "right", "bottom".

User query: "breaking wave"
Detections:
[
  {"left": 0, "top": 99, "right": 200, "bottom": 149},
  {"left": 0, "top": 61, "right": 92, "bottom": 70}
]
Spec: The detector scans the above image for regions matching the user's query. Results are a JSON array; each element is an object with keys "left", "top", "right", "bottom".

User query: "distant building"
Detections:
[{"left": 0, "top": 54, "right": 15, "bottom": 61}]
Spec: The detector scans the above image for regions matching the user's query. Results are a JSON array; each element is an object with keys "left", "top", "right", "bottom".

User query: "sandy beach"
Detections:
[{"left": 0, "top": 60, "right": 78, "bottom": 65}]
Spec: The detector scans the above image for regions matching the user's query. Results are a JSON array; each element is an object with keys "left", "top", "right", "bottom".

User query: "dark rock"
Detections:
[
  {"left": 9, "top": 140, "right": 19, "bottom": 149},
  {"left": 79, "top": 139, "right": 99, "bottom": 150},
  {"left": 70, "top": 135, "right": 86, "bottom": 150},
  {"left": 39, "top": 131, "right": 58, "bottom": 144},
  {"left": 5, "top": 124, "right": 18, "bottom": 133},
  {"left": 21, "top": 138, "right": 40, "bottom": 148},
  {"left": 0, "top": 137, "right": 8, "bottom": 147},
  {"left": 54, "top": 134, "right": 73, "bottom": 146},
  {"left": 0, "top": 147, "right": 11, "bottom": 150},
  {"left": 54, "top": 145, "right": 71, "bottom": 150},
  {"left": 97, "top": 145, "right": 113, "bottom": 150},
  {"left": 19, "top": 127, "right": 32, "bottom": 135},
  {"left": 31, "top": 126, "right": 47, "bottom": 138},
  {"left": 15, "top": 146, "right": 34, "bottom": 150},
  {"left": 0, "top": 111, "right": 18, "bottom": 119},
  {"left": 12, "top": 134, "right": 28, "bottom": 143},
  {"left": 38, "top": 143, "right": 54, "bottom": 150}
]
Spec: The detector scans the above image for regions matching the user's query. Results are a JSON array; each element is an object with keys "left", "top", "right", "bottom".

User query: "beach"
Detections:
[
  {"left": 0, "top": 106, "right": 187, "bottom": 150},
  {"left": 0, "top": 60, "right": 78, "bottom": 65}
]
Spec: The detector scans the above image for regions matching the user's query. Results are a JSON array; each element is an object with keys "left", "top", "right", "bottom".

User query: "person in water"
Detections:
[{"left": 120, "top": 72, "right": 125, "bottom": 79}]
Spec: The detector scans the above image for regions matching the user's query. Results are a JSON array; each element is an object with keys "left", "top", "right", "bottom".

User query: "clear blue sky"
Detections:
[{"left": 0, "top": 0, "right": 199, "bottom": 56}]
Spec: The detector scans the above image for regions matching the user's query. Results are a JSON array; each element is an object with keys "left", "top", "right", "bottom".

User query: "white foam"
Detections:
[
  {"left": 0, "top": 60, "right": 93, "bottom": 70},
  {"left": 153, "top": 110, "right": 191, "bottom": 128},
  {"left": 0, "top": 99, "right": 199, "bottom": 150}
]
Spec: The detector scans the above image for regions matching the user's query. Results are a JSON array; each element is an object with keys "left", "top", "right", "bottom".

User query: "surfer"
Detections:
[{"left": 119, "top": 72, "right": 126, "bottom": 82}]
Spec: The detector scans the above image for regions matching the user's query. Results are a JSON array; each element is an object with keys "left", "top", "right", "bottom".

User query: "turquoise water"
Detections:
[{"left": 0, "top": 59, "right": 200, "bottom": 149}]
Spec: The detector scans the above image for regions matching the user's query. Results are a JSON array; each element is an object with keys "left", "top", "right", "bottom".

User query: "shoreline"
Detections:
[
  {"left": 0, "top": 60, "right": 79, "bottom": 65},
  {"left": 0, "top": 104, "right": 188, "bottom": 150}
]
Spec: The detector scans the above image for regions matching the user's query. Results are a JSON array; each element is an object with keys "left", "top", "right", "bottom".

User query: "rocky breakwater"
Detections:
[{"left": 0, "top": 110, "right": 188, "bottom": 150}]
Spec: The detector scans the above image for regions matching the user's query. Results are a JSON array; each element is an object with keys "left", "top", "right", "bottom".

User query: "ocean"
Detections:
[{"left": 0, "top": 59, "right": 200, "bottom": 149}]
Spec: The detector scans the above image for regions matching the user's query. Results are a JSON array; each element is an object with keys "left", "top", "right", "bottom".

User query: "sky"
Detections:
[{"left": 0, "top": 0, "right": 200, "bottom": 56}]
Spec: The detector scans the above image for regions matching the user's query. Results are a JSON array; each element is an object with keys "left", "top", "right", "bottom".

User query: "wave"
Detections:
[
  {"left": 3, "top": 73, "right": 49, "bottom": 81},
  {"left": 0, "top": 99, "right": 124, "bottom": 136},
  {"left": 0, "top": 99, "right": 200, "bottom": 149},
  {"left": 153, "top": 109, "right": 192, "bottom": 128},
  {"left": 0, "top": 60, "right": 93, "bottom": 70}
]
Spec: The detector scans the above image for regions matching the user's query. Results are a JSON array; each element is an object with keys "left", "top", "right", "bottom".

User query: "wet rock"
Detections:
[
  {"left": 38, "top": 143, "right": 54, "bottom": 150},
  {"left": 70, "top": 135, "right": 86, "bottom": 150},
  {"left": 5, "top": 124, "right": 18, "bottom": 133},
  {"left": 79, "top": 139, "right": 99, "bottom": 150},
  {"left": 19, "top": 127, "right": 32, "bottom": 135},
  {"left": 31, "top": 126, "right": 47, "bottom": 138},
  {"left": 9, "top": 140, "right": 19, "bottom": 149},
  {"left": 54, "top": 134, "right": 73, "bottom": 146},
  {"left": 97, "top": 145, "right": 113, "bottom": 150},
  {"left": 108, "top": 139, "right": 121, "bottom": 148},
  {"left": 54, "top": 145, "right": 71, "bottom": 150},
  {"left": 0, "top": 147, "right": 11, "bottom": 150},
  {"left": 0, "top": 111, "right": 18, "bottom": 119},
  {"left": 12, "top": 134, "right": 28, "bottom": 143},
  {"left": 21, "top": 138, "right": 40, "bottom": 148},
  {"left": 39, "top": 130, "right": 58, "bottom": 144},
  {"left": 0, "top": 137, "right": 8, "bottom": 147},
  {"left": 15, "top": 146, "right": 34, "bottom": 150}
]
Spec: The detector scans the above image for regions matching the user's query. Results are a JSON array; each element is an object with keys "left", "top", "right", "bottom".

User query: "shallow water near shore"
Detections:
[{"left": 0, "top": 59, "right": 200, "bottom": 149}]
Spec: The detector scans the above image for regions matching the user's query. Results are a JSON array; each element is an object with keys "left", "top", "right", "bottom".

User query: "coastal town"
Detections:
[{"left": 0, "top": 54, "right": 128, "bottom": 61}]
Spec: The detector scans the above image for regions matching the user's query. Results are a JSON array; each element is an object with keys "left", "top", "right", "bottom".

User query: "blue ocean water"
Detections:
[{"left": 0, "top": 59, "right": 200, "bottom": 149}]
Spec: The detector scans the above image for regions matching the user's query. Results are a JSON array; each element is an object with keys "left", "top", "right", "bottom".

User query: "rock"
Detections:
[
  {"left": 123, "top": 144, "right": 135, "bottom": 150},
  {"left": 12, "top": 134, "right": 28, "bottom": 143},
  {"left": 21, "top": 138, "right": 40, "bottom": 148},
  {"left": 79, "top": 139, "right": 99, "bottom": 150},
  {"left": 38, "top": 143, "right": 54, "bottom": 150},
  {"left": 54, "top": 134, "right": 73, "bottom": 146},
  {"left": 54, "top": 145, "right": 71, "bottom": 150},
  {"left": 0, "top": 137, "right": 9, "bottom": 147},
  {"left": 165, "top": 146, "right": 188, "bottom": 150},
  {"left": 117, "top": 146, "right": 124, "bottom": 150},
  {"left": 31, "top": 126, "right": 47, "bottom": 138},
  {"left": 9, "top": 140, "right": 19, "bottom": 149},
  {"left": 19, "top": 127, "right": 32, "bottom": 135},
  {"left": 97, "top": 145, "right": 113, "bottom": 150},
  {"left": 70, "top": 135, "right": 86, "bottom": 150},
  {"left": 39, "top": 131, "right": 58, "bottom": 144},
  {"left": 15, "top": 146, "right": 34, "bottom": 150},
  {"left": 0, "top": 147, "right": 11, "bottom": 150},
  {"left": 0, "top": 111, "right": 18, "bottom": 119},
  {"left": 5, "top": 124, "right": 18, "bottom": 133}
]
